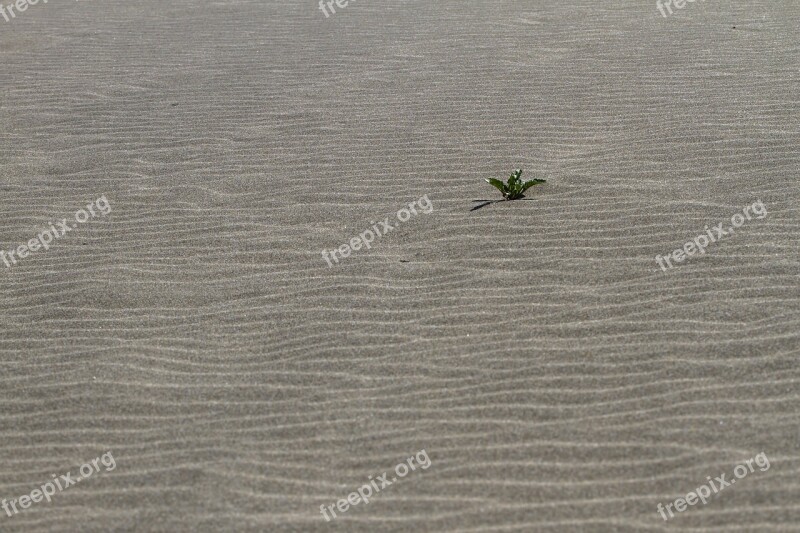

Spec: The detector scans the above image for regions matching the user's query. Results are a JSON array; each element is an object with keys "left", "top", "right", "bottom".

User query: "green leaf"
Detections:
[
  {"left": 485, "top": 178, "right": 507, "bottom": 194},
  {"left": 521, "top": 179, "right": 546, "bottom": 193}
]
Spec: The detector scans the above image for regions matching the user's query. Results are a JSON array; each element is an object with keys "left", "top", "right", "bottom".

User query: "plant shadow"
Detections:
[{"left": 470, "top": 198, "right": 539, "bottom": 211}]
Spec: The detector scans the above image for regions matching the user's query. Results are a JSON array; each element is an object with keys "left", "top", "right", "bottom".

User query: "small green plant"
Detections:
[{"left": 484, "top": 169, "right": 546, "bottom": 200}]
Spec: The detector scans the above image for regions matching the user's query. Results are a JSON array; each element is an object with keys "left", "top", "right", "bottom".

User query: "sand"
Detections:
[{"left": 1, "top": 0, "right": 798, "bottom": 531}]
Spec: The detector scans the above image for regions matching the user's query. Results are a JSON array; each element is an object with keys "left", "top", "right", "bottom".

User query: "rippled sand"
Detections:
[{"left": 1, "top": 0, "right": 798, "bottom": 531}]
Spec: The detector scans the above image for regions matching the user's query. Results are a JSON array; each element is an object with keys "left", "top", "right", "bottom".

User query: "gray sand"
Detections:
[{"left": 1, "top": 0, "right": 799, "bottom": 531}]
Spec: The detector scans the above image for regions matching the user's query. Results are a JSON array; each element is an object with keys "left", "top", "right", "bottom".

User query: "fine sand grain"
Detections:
[{"left": 1, "top": 0, "right": 799, "bottom": 531}]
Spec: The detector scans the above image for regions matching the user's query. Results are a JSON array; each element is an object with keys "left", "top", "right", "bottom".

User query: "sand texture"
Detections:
[{"left": 1, "top": 0, "right": 799, "bottom": 531}]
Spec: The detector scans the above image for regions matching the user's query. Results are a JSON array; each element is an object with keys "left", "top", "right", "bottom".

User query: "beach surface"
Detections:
[{"left": 1, "top": 0, "right": 799, "bottom": 531}]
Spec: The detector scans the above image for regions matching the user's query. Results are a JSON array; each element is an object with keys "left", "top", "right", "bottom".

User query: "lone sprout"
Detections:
[{"left": 484, "top": 169, "right": 546, "bottom": 200}]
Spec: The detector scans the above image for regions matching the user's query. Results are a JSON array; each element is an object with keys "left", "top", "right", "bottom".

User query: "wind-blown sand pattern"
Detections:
[{"left": 1, "top": 0, "right": 799, "bottom": 531}]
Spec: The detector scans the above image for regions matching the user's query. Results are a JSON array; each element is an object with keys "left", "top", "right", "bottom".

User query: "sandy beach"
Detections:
[{"left": 1, "top": 0, "right": 799, "bottom": 531}]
